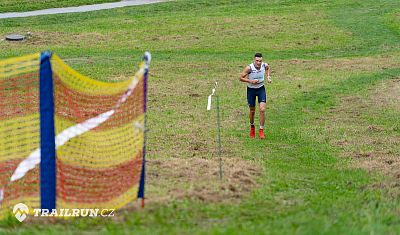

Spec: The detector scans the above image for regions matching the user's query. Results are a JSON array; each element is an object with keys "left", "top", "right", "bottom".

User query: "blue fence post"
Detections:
[{"left": 39, "top": 51, "right": 56, "bottom": 211}]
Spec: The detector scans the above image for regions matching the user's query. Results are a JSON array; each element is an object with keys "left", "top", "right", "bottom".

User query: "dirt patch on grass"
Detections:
[
  {"left": 370, "top": 78, "right": 400, "bottom": 111},
  {"left": 275, "top": 55, "right": 400, "bottom": 80},
  {"left": 144, "top": 157, "right": 263, "bottom": 204},
  {"left": 3, "top": 31, "right": 109, "bottom": 47},
  {"left": 324, "top": 78, "right": 400, "bottom": 189}
]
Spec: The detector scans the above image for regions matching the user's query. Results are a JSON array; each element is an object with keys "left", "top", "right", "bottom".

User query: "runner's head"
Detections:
[{"left": 253, "top": 53, "right": 263, "bottom": 69}]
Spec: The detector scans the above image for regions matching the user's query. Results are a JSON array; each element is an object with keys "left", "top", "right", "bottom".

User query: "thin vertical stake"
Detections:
[
  {"left": 217, "top": 96, "right": 222, "bottom": 180},
  {"left": 138, "top": 52, "right": 151, "bottom": 208}
]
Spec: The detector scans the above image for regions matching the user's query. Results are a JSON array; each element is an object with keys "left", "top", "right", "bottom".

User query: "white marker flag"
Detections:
[{"left": 207, "top": 82, "right": 217, "bottom": 111}]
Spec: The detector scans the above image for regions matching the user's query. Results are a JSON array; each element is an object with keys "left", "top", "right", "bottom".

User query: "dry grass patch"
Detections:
[
  {"left": 1, "top": 31, "right": 110, "bottom": 48},
  {"left": 144, "top": 157, "right": 263, "bottom": 204},
  {"left": 320, "top": 78, "right": 400, "bottom": 190},
  {"left": 371, "top": 78, "right": 400, "bottom": 111},
  {"left": 274, "top": 54, "right": 400, "bottom": 81}
]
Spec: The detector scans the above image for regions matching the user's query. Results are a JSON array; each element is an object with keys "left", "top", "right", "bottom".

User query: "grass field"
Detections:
[{"left": 0, "top": 0, "right": 400, "bottom": 234}]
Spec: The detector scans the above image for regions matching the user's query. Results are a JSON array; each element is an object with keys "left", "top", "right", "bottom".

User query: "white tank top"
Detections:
[{"left": 247, "top": 62, "right": 267, "bottom": 89}]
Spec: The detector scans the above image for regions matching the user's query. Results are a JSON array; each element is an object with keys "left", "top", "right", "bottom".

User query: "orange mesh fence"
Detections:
[
  {"left": 0, "top": 53, "right": 41, "bottom": 218},
  {"left": 0, "top": 52, "right": 150, "bottom": 219}
]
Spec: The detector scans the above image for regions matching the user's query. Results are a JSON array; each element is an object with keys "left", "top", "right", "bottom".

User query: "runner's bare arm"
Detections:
[
  {"left": 266, "top": 64, "right": 272, "bottom": 83},
  {"left": 240, "top": 66, "right": 257, "bottom": 84}
]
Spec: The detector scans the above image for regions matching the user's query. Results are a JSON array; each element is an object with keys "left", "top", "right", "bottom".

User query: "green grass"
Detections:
[
  {"left": 0, "top": 0, "right": 400, "bottom": 234},
  {"left": 0, "top": 0, "right": 119, "bottom": 13}
]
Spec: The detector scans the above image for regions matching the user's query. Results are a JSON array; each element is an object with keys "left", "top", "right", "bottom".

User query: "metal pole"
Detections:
[{"left": 216, "top": 96, "right": 222, "bottom": 180}]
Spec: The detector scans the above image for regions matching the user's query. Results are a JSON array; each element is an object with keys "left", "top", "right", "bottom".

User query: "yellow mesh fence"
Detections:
[
  {"left": 0, "top": 53, "right": 41, "bottom": 219},
  {"left": 0, "top": 52, "right": 148, "bottom": 219},
  {"left": 52, "top": 54, "right": 146, "bottom": 211}
]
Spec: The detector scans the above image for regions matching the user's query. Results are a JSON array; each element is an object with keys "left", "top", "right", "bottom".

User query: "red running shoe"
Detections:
[
  {"left": 250, "top": 125, "right": 255, "bottom": 138},
  {"left": 259, "top": 129, "right": 265, "bottom": 139}
]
